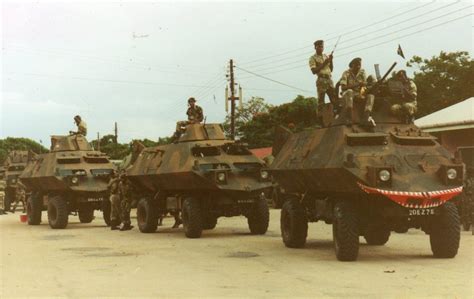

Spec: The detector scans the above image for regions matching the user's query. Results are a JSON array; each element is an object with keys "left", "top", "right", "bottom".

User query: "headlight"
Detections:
[
  {"left": 217, "top": 172, "right": 226, "bottom": 182},
  {"left": 260, "top": 170, "right": 269, "bottom": 180},
  {"left": 379, "top": 170, "right": 391, "bottom": 182},
  {"left": 446, "top": 168, "right": 457, "bottom": 180},
  {"left": 71, "top": 177, "right": 79, "bottom": 184}
]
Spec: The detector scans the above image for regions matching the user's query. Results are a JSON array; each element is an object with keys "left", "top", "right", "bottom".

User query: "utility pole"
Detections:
[
  {"left": 97, "top": 132, "right": 100, "bottom": 151},
  {"left": 114, "top": 122, "right": 118, "bottom": 143},
  {"left": 229, "top": 59, "right": 235, "bottom": 140}
]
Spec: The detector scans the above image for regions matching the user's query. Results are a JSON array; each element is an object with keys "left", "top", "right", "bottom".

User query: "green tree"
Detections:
[
  {"left": 0, "top": 137, "right": 48, "bottom": 164},
  {"left": 407, "top": 51, "right": 474, "bottom": 117}
]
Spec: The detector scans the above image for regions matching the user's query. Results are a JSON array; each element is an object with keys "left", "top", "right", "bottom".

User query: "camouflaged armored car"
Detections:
[
  {"left": 270, "top": 66, "right": 464, "bottom": 261},
  {"left": 3, "top": 151, "right": 29, "bottom": 211},
  {"left": 20, "top": 135, "right": 114, "bottom": 229},
  {"left": 125, "top": 123, "right": 271, "bottom": 238}
]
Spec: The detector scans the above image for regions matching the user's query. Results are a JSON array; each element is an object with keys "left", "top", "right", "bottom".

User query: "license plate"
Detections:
[
  {"left": 408, "top": 208, "right": 435, "bottom": 216},
  {"left": 237, "top": 199, "right": 254, "bottom": 204},
  {"left": 82, "top": 197, "right": 103, "bottom": 202}
]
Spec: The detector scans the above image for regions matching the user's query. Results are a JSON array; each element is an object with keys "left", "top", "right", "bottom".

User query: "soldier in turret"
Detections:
[
  {"left": 390, "top": 70, "right": 418, "bottom": 123},
  {"left": 69, "top": 115, "right": 88, "bottom": 136},
  {"left": 174, "top": 97, "right": 204, "bottom": 140},
  {"left": 339, "top": 57, "right": 376, "bottom": 127}
]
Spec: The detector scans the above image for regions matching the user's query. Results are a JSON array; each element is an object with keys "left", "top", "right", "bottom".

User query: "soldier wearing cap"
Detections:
[
  {"left": 69, "top": 115, "right": 87, "bottom": 136},
  {"left": 390, "top": 70, "right": 418, "bottom": 123},
  {"left": 175, "top": 97, "right": 204, "bottom": 137},
  {"left": 107, "top": 170, "right": 121, "bottom": 230},
  {"left": 339, "top": 57, "right": 376, "bottom": 127},
  {"left": 309, "top": 40, "right": 336, "bottom": 118}
]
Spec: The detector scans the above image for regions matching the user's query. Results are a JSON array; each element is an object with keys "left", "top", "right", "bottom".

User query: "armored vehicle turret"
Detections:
[
  {"left": 270, "top": 65, "right": 464, "bottom": 261},
  {"left": 126, "top": 123, "right": 271, "bottom": 238},
  {"left": 3, "top": 151, "right": 29, "bottom": 211},
  {"left": 20, "top": 135, "right": 114, "bottom": 228}
]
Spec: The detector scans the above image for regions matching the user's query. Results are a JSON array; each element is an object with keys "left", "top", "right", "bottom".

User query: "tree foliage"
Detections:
[
  {"left": 0, "top": 137, "right": 48, "bottom": 164},
  {"left": 407, "top": 51, "right": 474, "bottom": 117}
]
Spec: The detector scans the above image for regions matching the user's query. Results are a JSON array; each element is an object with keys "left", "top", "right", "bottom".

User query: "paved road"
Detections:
[{"left": 0, "top": 209, "right": 472, "bottom": 298}]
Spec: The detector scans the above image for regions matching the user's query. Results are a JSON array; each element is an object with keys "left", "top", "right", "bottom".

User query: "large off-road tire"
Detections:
[
  {"left": 333, "top": 201, "right": 359, "bottom": 261},
  {"left": 281, "top": 199, "right": 308, "bottom": 248},
  {"left": 27, "top": 193, "right": 42, "bottom": 225},
  {"left": 137, "top": 198, "right": 158, "bottom": 233},
  {"left": 272, "top": 188, "right": 283, "bottom": 209},
  {"left": 47, "top": 196, "right": 69, "bottom": 229},
  {"left": 78, "top": 207, "right": 94, "bottom": 223},
  {"left": 430, "top": 202, "right": 460, "bottom": 258},
  {"left": 182, "top": 197, "right": 202, "bottom": 238},
  {"left": 203, "top": 215, "right": 218, "bottom": 230},
  {"left": 247, "top": 196, "right": 269, "bottom": 235},
  {"left": 102, "top": 198, "right": 111, "bottom": 226},
  {"left": 364, "top": 225, "right": 390, "bottom": 245}
]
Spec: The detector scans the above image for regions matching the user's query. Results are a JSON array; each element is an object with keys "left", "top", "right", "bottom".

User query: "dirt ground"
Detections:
[{"left": 0, "top": 209, "right": 472, "bottom": 298}]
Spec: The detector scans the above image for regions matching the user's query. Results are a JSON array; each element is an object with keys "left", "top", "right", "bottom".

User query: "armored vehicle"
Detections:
[
  {"left": 3, "top": 151, "right": 29, "bottom": 212},
  {"left": 126, "top": 123, "right": 271, "bottom": 238},
  {"left": 20, "top": 135, "right": 114, "bottom": 229},
  {"left": 270, "top": 65, "right": 464, "bottom": 261}
]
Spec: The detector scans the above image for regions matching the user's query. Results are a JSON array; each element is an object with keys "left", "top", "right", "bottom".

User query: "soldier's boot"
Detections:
[
  {"left": 110, "top": 220, "right": 120, "bottom": 230},
  {"left": 120, "top": 223, "right": 134, "bottom": 231},
  {"left": 158, "top": 216, "right": 163, "bottom": 226}
]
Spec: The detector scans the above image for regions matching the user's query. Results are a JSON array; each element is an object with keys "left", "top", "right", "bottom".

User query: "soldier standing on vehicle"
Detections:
[
  {"left": 108, "top": 170, "right": 121, "bottom": 230},
  {"left": 10, "top": 181, "right": 26, "bottom": 214},
  {"left": 174, "top": 97, "right": 204, "bottom": 139},
  {"left": 309, "top": 40, "right": 336, "bottom": 120},
  {"left": 119, "top": 172, "right": 133, "bottom": 231},
  {"left": 339, "top": 57, "right": 376, "bottom": 127},
  {"left": 390, "top": 70, "right": 418, "bottom": 123},
  {"left": 69, "top": 115, "right": 88, "bottom": 136}
]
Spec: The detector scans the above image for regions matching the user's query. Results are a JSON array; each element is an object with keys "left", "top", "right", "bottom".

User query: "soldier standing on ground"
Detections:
[
  {"left": 309, "top": 40, "right": 336, "bottom": 121},
  {"left": 10, "top": 182, "right": 26, "bottom": 214},
  {"left": 69, "top": 115, "right": 88, "bottom": 136},
  {"left": 108, "top": 170, "right": 121, "bottom": 230},
  {"left": 339, "top": 57, "right": 376, "bottom": 127},
  {"left": 119, "top": 171, "right": 134, "bottom": 231},
  {"left": 390, "top": 70, "right": 418, "bottom": 123}
]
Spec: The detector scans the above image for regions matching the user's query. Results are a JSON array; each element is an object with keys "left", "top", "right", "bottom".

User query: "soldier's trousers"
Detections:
[
  {"left": 391, "top": 101, "right": 417, "bottom": 116},
  {"left": 316, "top": 77, "right": 335, "bottom": 115},
  {"left": 109, "top": 194, "right": 121, "bottom": 225},
  {"left": 11, "top": 198, "right": 25, "bottom": 213},
  {"left": 342, "top": 89, "right": 374, "bottom": 112},
  {"left": 120, "top": 196, "right": 132, "bottom": 226}
]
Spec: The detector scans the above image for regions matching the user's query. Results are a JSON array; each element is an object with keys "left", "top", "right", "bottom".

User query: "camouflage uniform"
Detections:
[
  {"left": 390, "top": 80, "right": 417, "bottom": 117},
  {"left": 309, "top": 54, "right": 335, "bottom": 109},
  {"left": 176, "top": 105, "right": 204, "bottom": 131},
  {"left": 339, "top": 69, "right": 374, "bottom": 113},
  {"left": 108, "top": 176, "right": 121, "bottom": 227},
  {"left": 119, "top": 177, "right": 133, "bottom": 229},
  {"left": 11, "top": 183, "right": 26, "bottom": 213}
]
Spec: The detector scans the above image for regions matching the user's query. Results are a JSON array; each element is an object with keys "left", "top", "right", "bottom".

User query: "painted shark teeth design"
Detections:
[{"left": 357, "top": 183, "right": 463, "bottom": 209}]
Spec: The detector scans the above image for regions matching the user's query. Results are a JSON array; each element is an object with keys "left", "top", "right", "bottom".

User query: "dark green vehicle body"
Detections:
[
  {"left": 125, "top": 123, "right": 272, "bottom": 238},
  {"left": 270, "top": 75, "right": 464, "bottom": 261},
  {"left": 20, "top": 135, "right": 114, "bottom": 229}
]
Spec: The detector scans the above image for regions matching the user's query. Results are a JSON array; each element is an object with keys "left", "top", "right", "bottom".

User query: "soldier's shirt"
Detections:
[
  {"left": 339, "top": 69, "right": 367, "bottom": 94},
  {"left": 187, "top": 105, "right": 204, "bottom": 123},
  {"left": 78, "top": 120, "right": 87, "bottom": 136},
  {"left": 308, "top": 54, "right": 332, "bottom": 77},
  {"left": 403, "top": 80, "right": 417, "bottom": 100}
]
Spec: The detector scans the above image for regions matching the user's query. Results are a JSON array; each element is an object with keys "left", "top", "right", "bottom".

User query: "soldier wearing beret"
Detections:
[
  {"left": 309, "top": 40, "right": 336, "bottom": 120},
  {"left": 339, "top": 57, "right": 376, "bottom": 127}
]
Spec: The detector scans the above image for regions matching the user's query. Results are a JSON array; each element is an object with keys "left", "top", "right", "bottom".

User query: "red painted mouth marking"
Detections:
[{"left": 357, "top": 182, "right": 463, "bottom": 208}]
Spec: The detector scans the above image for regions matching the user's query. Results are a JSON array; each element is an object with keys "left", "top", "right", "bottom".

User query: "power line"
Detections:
[
  {"left": 244, "top": 2, "right": 465, "bottom": 72},
  {"left": 5, "top": 71, "right": 226, "bottom": 88},
  {"left": 234, "top": 66, "right": 313, "bottom": 94},
  {"left": 242, "top": 12, "right": 473, "bottom": 77},
  {"left": 242, "top": 8, "right": 472, "bottom": 75},
  {"left": 238, "top": 1, "right": 436, "bottom": 66}
]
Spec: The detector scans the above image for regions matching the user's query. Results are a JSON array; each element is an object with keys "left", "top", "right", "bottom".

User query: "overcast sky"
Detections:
[{"left": 1, "top": 0, "right": 472, "bottom": 147}]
